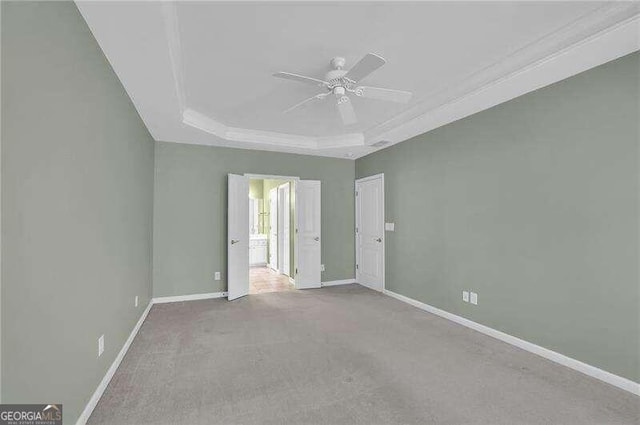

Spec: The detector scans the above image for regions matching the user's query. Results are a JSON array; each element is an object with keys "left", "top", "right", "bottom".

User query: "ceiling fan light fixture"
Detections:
[{"left": 274, "top": 53, "right": 413, "bottom": 126}]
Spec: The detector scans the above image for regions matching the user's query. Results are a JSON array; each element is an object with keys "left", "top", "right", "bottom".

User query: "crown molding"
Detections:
[
  {"left": 363, "top": 3, "right": 640, "bottom": 154},
  {"left": 161, "top": 2, "right": 186, "bottom": 113},
  {"left": 182, "top": 108, "right": 364, "bottom": 149}
]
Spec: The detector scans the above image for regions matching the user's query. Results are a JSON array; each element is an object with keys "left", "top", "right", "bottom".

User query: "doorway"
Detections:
[
  {"left": 251, "top": 178, "right": 294, "bottom": 294},
  {"left": 228, "top": 173, "right": 322, "bottom": 300},
  {"left": 355, "top": 173, "right": 385, "bottom": 291}
]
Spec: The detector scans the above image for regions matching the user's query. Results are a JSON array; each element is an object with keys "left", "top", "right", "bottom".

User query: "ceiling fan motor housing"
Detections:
[{"left": 326, "top": 57, "right": 354, "bottom": 90}]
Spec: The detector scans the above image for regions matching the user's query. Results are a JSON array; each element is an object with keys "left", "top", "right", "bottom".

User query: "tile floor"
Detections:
[{"left": 249, "top": 266, "right": 295, "bottom": 294}]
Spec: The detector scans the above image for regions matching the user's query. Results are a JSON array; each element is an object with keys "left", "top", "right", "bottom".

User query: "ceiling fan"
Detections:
[{"left": 273, "top": 53, "right": 412, "bottom": 126}]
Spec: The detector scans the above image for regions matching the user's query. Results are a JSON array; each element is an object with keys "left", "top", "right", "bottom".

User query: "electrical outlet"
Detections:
[
  {"left": 214, "top": 272, "right": 221, "bottom": 280},
  {"left": 385, "top": 222, "right": 395, "bottom": 231},
  {"left": 98, "top": 335, "right": 104, "bottom": 357},
  {"left": 470, "top": 292, "right": 478, "bottom": 305},
  {"left": 321, "top": 264, "right": 325, "bottom": 272},
  {"left": 134, "top": 295, "right": 139, "bottom": 307},
  {"left": 462, "top": 291, "right": 469, "bottom": 303}
]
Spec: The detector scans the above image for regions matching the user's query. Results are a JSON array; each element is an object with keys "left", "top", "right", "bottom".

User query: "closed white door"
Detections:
[
  {"left": 269, "top": 187, "right": 278, "bottom": 271},
  {"left": 356, "top": 174, "right": 384, "bottom": 291},
  {"left": 296, "top": 180, "right": 321, "bottom": 289},
  {"left": 228, "top": 174, "right": 250, "bottom": 300},
  {"left": 279, "top": 183, "right": 291, "bottom": 276}
]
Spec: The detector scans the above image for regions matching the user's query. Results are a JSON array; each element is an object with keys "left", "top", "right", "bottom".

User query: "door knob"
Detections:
[
  {"left": 314, "top": 236, "right": 320, "bottom": 241},
  {"left": 231, "top": 239, "right": 240, "bottom": 245},
  {"left": 375, "top": 238, "right": 382, "bottom": 243}
]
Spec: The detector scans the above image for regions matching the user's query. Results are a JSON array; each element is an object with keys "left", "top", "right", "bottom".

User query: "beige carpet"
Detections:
[{"left": 88, "top": 284, "right": 639, "bottom": 424}]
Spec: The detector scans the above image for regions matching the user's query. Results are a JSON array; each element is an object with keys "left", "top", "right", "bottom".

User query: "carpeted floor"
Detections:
[{"left": 88, "top": 284, "right": 639, "bottom": 425}]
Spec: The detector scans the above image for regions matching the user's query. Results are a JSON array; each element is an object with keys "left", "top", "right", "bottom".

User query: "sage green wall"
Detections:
[
  {"left": 153, "top": 142, "right": 355, "bottom": 297},
  {"left": 1, "top": 2, "right": 154, "bottom": 423},
  {"left": 356, "top": 52, "right": 640, "bottom": 382}
]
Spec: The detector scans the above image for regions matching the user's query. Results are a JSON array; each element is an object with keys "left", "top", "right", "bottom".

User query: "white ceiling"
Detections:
[{"left": 76, "top": 1, "right": 639, "bottom": 159}]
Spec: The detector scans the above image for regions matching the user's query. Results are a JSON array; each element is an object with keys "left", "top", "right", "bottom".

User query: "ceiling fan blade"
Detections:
[
  {"left": 273, "top": 72, "right": 329, "bottom": 87},
  {"left": 336, "top": 95, "right": 357, "bottom": 125},
  {"left": 355, "top": 86, "right": 412, "bottom": 103},
  {"left": 283, "top": 93, "right": 328, "bottom": 113},
  {"left": 344, "top": 53, "right": 386, "bottom": 82}
]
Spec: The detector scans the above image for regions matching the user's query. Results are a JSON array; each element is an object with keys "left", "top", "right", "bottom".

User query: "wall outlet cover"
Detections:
[
  {"left": 98, "top": 335, "right": 104, "bottom": 357},
  {"left": 134, "top": 295, "right": 139, "bottom": 307},
  {"left": 214, "top": 272, "right": 221, "bottom": 280},
  {"left": 321, "top": 264, "right": 325, "bottom": 272},
  {"left": 462, "top": 291, "right": 469, "bottom": 302},
  {"left": 385, "top": 222, "right": 395, "bottom": 231},
  {"left": 470, "top": 292, "right": 478, "bottom": 305}
]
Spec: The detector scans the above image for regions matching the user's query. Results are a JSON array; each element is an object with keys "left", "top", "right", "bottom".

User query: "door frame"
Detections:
[
  {"left": 268, "top": 187, "right": 279, "bottom": 272},
  {"left": 355, "top": 173, "right": 385, "bottom": 292},
  {"left": 244, "top": 174, "right": 299, "bottom": 286},
  {"left": 245, "top": 174, "right": 300, "bottom": 182},
  {"left": 278, "top": 182, "right": 291, "bottom": 277}
]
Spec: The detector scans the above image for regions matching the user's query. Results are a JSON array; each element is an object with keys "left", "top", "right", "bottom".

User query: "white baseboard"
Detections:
[
  {"left": 75, "top": 301, "right": 153, "bottom": 425},
  {"left": 383, "top": 289, "right": 640, "bottom": 397},
  {"left": 77, "top": 291, "right": 229, "bottom": 423},
  {"left": 152, "top": 292, "right": 227, "bottom": 304},
  {"left": 321, "top": 279, "right": 356, "bottom": 287}
]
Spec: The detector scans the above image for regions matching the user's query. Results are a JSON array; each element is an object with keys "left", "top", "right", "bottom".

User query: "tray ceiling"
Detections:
[{"left": 76, "top": 1, "right": 639, "bottom": 158}]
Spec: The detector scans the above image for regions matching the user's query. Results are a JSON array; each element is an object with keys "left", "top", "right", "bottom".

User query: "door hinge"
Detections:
[
  {"left": 355, "top": 190, "right": 358, "bottom": 196},
  {"left": 295, "top": 267, "right": 298, "bottom": 275},
  {"left": 356, "top": 264, "right": 359, "bottom": 269},
  {"left": 356, "top": 227, "right": 358, "bottom": 233}
]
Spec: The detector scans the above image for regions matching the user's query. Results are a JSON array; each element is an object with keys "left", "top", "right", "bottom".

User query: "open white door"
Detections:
[
  {"left": 296, "top": 180, "right": 321, "bottom": 289},
  {"left": 228, "top": 174, "right": 249, "bottom": 300}
]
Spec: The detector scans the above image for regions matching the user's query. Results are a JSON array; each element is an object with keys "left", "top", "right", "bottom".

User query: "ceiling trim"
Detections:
[
  {"left": 365, "top": 5, "right": 640, "bottom": 156},
  {"left": 161, "top": 2, "right": 186, "bottom": 113},
  {"left": 182, "top": 108, "right": 365, "bottom": 149}
]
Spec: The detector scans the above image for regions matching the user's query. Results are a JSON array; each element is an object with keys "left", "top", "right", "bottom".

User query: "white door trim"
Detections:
[
  {"left": 355, "top": 173, "right": 385, "bottom": 292},
  {"left": 356, "top": 173, "right": 385, "bottom": 184},
  {"left": 278, "top": 182, "right": 291, "bottom": 277},
  {"left": 244, "top": 173, "right": 300, "bottom": 181},
  {"left": 269, "top": 187, "right": 278, "bottom": 272}
]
